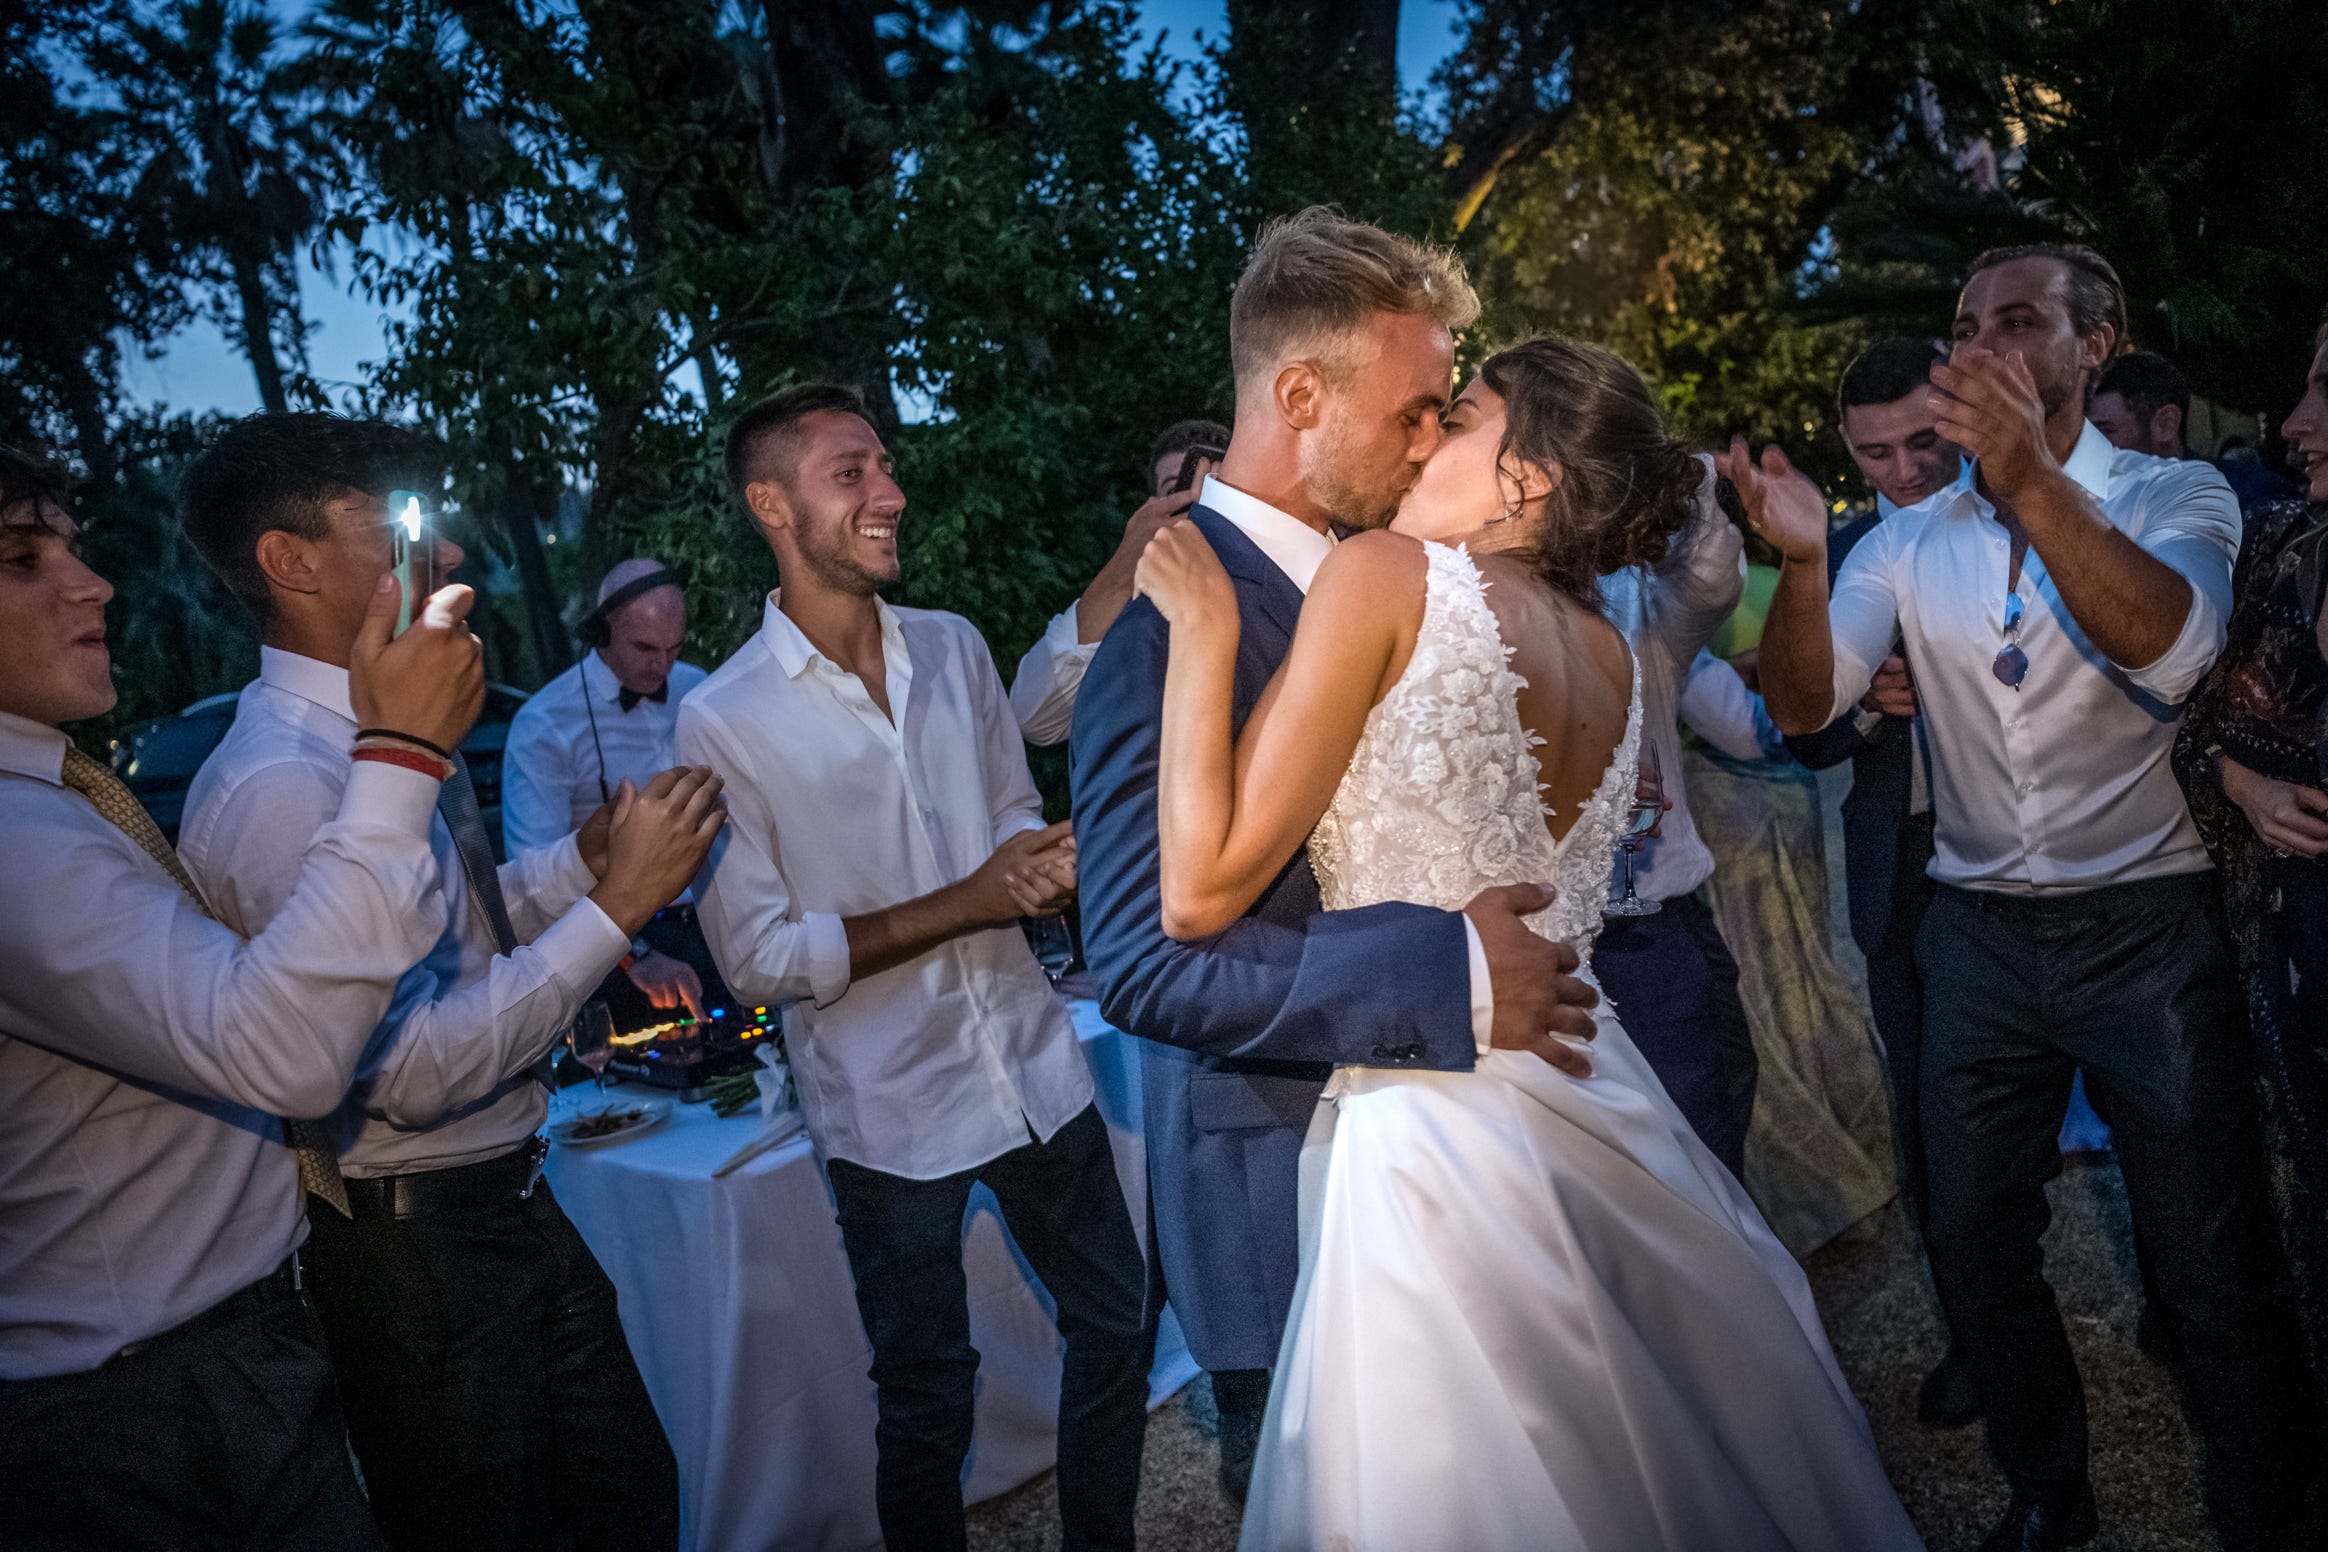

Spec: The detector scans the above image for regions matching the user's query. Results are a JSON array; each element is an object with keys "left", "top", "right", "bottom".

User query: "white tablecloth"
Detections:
[{"left": 545, "top": 1000, "right": 1194, "bottom": 1552}]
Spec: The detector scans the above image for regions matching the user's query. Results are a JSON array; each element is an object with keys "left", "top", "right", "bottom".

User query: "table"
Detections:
[{"left": 545, "top": 1001, "right": 1195, "bottom": 1552}]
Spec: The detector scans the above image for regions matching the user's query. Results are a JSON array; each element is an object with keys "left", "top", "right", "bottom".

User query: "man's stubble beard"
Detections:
[
  {"left": 792, "top": 517, "right": 894, "bottom": 598},
  {"left": 1299, "top": 411, "right": 1412, "bottom": 532}
]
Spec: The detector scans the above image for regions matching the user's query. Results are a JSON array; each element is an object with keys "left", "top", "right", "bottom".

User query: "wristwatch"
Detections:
[{"left": 621, "top": 934, "right": 653, "bottom": 971}]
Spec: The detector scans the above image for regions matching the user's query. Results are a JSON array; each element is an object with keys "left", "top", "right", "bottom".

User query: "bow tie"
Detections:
[{"left": 617, "top": 682, "right": 669, "bottom": 712}]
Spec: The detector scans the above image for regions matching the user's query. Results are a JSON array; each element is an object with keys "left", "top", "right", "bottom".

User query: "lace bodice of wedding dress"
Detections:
[{"left": 1309, "top": 540, "right": 1641, "bottom": 965}]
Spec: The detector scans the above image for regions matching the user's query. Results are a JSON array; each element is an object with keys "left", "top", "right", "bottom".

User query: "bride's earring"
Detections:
[{"left": 1487, "top": 503, "right": 1517, "bottom": 527}]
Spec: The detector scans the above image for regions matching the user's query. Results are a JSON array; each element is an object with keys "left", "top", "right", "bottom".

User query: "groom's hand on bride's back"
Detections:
[{"left": 1465, "top": 884, "right": 1599, "bottom": 1078}]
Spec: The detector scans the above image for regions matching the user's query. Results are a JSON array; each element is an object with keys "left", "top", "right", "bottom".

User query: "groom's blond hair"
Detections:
[{"left": 1229, "top": 208, "right": 1478, "bottom": 389}]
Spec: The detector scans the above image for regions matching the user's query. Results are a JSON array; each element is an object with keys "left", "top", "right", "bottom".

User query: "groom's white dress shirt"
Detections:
[
  {"left": 0, "top": 708, "right": 442, "bottom": 1377},
  {"left": 678, "top": 595, "right": 1095, "bottom": 1180},
  {"left": 1197, "top": 474, "right": 1498, "bottom": 1054},
  {"left": 180, "top": 648, "right": 628, "bottom": 1176},
  {"left": 1817, "top": 423, "right": 2238, "bottom": 892}
]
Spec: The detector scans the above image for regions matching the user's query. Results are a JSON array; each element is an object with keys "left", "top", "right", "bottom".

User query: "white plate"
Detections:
[{"left": 549, "top": 1097, "right": 669, "bottom": 1149}]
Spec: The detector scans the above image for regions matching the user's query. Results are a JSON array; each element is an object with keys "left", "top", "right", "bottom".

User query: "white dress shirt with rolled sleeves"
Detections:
[
  {"left": 179, "top": 648, "right": 630, "bottom": 1176},
  {"left": 1009, "top": 605, "right": 1093, "bottom": 747},
  {"left": 1819, "top": 423, "right": 2238, "bottom": 892},
  {"left": 501, "top": 650, "right": 708, "bottom": 855},
  {"left": 1599, "top": 459, "right": 1749, "bottom": 901},
  {"left": 679, "top": 595, "right": 1096, "bottom": 1180},
  {"left": 0, "top": 709, "right": 442, "bottom": 1378}
]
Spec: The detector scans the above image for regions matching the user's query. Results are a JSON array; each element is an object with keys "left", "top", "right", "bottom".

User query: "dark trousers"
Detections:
[
  {"left": 0, "top": 1266, "right": 384, "bottom": 1552},
  {"left": 825, "top": 1104, "right": 1153, "bottom": 1552},
  {"left": 1917, "top": 874, "right": 2316, "bottom": 1548},
  {"left": 302, "top": 1169, "right": 678, "bottom": 1552},
  {"left": 1592, "top": 891, "right": 1759, "bottom": 1177},
  {"left": 1866, "top": 814, "right": 1938, "bottom": 1230}
]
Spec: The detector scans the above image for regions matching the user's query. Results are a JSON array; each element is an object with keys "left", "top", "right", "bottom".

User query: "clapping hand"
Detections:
[
  {"left": 1929, "top": 349, "right": 2057, "bottom": 503},
  {"left": 966, "top": 821, "right": 1078, "bottom": 924},
  {"left": 586, "top": 767, "right": 727, "bottom": 937},
  {"left": 1715, "top": 440, "right": 1828, "bottom": 566}
]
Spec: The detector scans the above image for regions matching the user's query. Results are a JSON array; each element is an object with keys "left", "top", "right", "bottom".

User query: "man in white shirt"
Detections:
[
  {"left": 1008, "top": 418, "right": 1226, "bottom": 745},
  {"left": 174, "top": 414, "right": 724, "bottom": 1552},
  {"left": 503, "top": 556, "right": 722, "bottom": 1022},
  {"left": 1781, "top": 336, "right": 1981, "bottom": 1428},
  {"left": 0, "top": 446, "right": 483, "bottom": 1549},
  {"left": 1590, "top": 463, "right": 1759, "bottom": 1176},
  {"left": 685, "top": 385, "right": 1149, "bottom": 1552},
  {"left": 1740, "top": 245, "right": 2312, "bottom": 1552}
]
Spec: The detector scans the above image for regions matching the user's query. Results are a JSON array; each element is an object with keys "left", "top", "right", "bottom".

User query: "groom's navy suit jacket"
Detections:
[{"left": 1071, "top": 508, "right": 1477, "bottom": 1372}]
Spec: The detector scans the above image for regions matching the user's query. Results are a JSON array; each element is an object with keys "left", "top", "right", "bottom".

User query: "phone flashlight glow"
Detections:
[{"left": 388, "top": 489, "right": 435, "bottom": 634}]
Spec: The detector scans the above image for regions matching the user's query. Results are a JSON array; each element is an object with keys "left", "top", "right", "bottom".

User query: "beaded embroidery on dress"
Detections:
[
  {"left": 1309, "top": 540, "right": 1639, "bottom": 962},
  {"left": 1237, "top": 538, "right": 1924, "bottom": 1552}
]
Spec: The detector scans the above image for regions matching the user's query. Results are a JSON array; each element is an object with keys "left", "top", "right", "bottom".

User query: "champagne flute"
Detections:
[
  {"left": 570, "top": 1001, "right": 616, "bottom": 1097},
  {"left": 1608, "top": 743, "right": 1664, "bottom": 918}
]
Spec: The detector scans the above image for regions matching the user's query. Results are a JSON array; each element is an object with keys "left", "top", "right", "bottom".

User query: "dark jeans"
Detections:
[
  {"left": 826, "top": 1104, "right": 1152, "bottom": 1552},
  {"left": 1591, "top": 890, "right": 1759, "bottom": 1177},
  {"left": 0, "top": 1267, "right": 384, "bottom": 1552},
  {"left": 1917, "top": 874, "right": 2316, "bottom": 1548},
  {"left": 302, "top": 1171, "right": 678, "bottom": 1552}
]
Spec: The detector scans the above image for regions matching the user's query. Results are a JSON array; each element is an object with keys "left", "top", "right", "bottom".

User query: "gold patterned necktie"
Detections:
[{"left": 59, "top": 746, "right": 353, "bottom": 1217}]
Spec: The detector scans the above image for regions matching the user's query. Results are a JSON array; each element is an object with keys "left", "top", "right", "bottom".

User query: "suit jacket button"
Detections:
[
  {"left": 1370, "top": 1044, "right": 1391, "bottom": 1063},
  {"left": 1405, "top": 1043, "right": 1422, "bottom": 1060}
]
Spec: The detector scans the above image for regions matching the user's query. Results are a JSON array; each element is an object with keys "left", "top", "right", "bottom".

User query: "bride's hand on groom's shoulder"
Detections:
[
  {"left": 1464, "top": 884, "right": 1599, "bottom": 1079},
  {"left": 1133, "top": 522, "right": 1233, "bottom": 629}
]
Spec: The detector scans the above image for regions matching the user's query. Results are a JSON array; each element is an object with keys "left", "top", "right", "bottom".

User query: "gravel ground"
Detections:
[{"left": 966, "top": 1153, "right": 2211, "bottom": 1551}]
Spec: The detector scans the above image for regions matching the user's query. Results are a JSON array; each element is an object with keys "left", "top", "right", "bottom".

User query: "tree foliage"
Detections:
[{"left": 6, "top": 0, "right": 2324, "bottom": 751}]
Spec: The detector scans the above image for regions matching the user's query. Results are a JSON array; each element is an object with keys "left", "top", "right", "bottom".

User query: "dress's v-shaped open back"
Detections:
[{"left": 1237, "top": 542, "right": 1922, "bottom": 1551}]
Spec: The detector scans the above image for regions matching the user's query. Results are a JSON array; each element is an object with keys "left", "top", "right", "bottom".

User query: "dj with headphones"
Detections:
[{"left": 503, "top": 557, "right": 726, "bottom": 1022}]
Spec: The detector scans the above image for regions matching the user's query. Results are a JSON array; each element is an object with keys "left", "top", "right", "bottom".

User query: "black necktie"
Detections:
[
  {"left": 438, "top": 755, "right": 557, "bottom": 1092},
  {"left": 617, "top": 682, "right": 668, "bottom": 713}
]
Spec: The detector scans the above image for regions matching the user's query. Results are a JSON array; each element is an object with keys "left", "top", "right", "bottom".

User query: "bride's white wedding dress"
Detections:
[{"left": 1237, "top": 543, "right": 1922, "bottom": 1552}]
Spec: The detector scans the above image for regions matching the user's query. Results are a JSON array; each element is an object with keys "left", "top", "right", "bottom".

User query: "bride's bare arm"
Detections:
[{"left": 1136, "top": 527, "right": 1426, "bottom": 940}]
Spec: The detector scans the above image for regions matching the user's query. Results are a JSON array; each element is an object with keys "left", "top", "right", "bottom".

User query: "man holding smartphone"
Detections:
[
  {"left": 175, "top": 413, "right": 724, "bottom": 1552},
  {"left": 1008, "top": 418, "right": 1227, "bottom": 745}
]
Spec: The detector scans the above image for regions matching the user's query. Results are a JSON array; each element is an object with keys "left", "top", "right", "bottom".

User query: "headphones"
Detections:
[{"left": 576, "top": 566, "right": 686, "bottom": 648}]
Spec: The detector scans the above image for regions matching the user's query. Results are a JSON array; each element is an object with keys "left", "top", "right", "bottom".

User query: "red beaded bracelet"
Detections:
[{"left": 353, "top": 745, "right": 452, "bottom": 781}]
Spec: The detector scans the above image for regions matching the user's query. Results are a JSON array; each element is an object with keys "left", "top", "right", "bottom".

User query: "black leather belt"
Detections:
[
  {"left": 340, "top": 1139, "right": 548, "bottom": 1221},
  {"left": 107, "top": 1258, "right": 300, "bottom": 1366}
]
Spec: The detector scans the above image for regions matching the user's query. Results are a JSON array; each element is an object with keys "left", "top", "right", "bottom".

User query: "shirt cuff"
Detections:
[
  {"left": 1463, "top": 917, "right": 1494, "bottom": 1057},
  {"left": 543, "top": 831, "right": 597, "bottom": 903},
  {"left": 532, "top": 896, "right": 633, "bottom": 993},
  {"left": 1047, "top": 604, "right": 1099, "bottom": 662},
  {"left": 802, "top": 911, "right": 852, "bottom": 1008},
  {"left": 1852, "top": 704, "right": 1883, "bottom": 738},
  {"left": 338, "top": 758, "right": 444, "bottom": 837}
]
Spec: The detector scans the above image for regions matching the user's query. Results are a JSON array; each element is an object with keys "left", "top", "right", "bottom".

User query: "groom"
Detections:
[{"left": 1072, "top": 209, "right": 1603, "bottom": 1499}]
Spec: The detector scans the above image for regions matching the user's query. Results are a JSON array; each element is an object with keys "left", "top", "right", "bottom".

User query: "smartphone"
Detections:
[
  {"left": 1169, "top": 444, "right": 1226, "bottom": 496},
  {"left": 387, "top": 490, "right": 436, "bottom": 634}
]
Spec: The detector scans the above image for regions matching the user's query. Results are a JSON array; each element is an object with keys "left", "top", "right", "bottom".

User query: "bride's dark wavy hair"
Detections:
[{"left": 1477, "top": 336, "right": 1704, "bottom": 610}]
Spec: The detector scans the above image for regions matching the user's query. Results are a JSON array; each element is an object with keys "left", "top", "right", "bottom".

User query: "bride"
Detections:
[{"left": 1133, "top": 336, "right": 1923, "bottom": 1551}]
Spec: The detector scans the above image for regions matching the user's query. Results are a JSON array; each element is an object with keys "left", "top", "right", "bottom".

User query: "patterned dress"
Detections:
[{"left": 2172, "top": 498, "right": 2328, "bottom": 1373}]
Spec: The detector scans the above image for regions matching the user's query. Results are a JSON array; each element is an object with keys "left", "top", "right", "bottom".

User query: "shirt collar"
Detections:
[
  {"left": 1198, "top": 474, "right": 1335, "bottom": 594},
  {"left": 260, "top": 645, "right": 356, "bottom": 724},
  {"left": 0, "top": 708, "right": 69, "bottom": 786},
  {"left": 1937, "top": 427, "right": 2113, "bottom": 517},
  {"left": 760, "top": 591, "right": 906, "bottom": 681},
  {"left": 580, "top": 650, "right": 628, "bottom": 706}
]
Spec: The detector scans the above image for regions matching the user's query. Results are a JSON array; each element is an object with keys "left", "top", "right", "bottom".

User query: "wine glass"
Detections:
[
  {"left": 570, "top": 1001, "right": 617, "bottom": 1097},
  {"left": 1608, "top": 742, "right": 1664, "bottom": 918}
]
